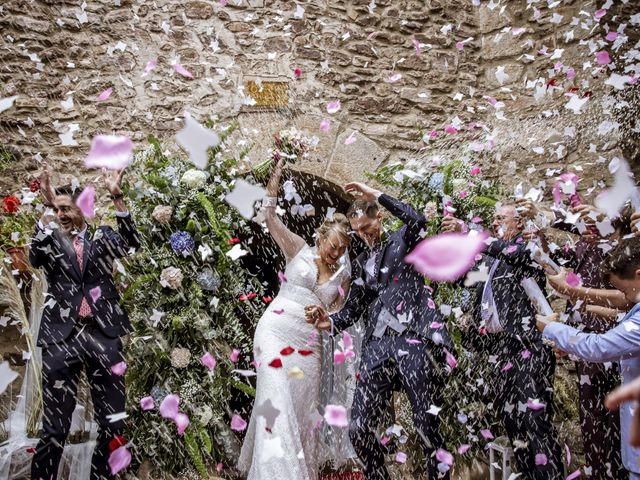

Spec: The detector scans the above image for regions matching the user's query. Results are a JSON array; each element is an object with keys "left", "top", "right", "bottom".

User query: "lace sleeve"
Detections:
[{"left": 263, "top": 197, "right": 306, "bottom": 262}]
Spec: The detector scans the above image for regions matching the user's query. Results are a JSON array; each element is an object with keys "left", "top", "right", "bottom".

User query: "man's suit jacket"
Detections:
[
  {"left": 29, "top": 215, "right": 140, "bottom": 346},
  {"left": 473, "top": 235, "right": 547, "bottom": 341},
  {"left": 331, "top": 194, "right": 452, "bottom": 348}
]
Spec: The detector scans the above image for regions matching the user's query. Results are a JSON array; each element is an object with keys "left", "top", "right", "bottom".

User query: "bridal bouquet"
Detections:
[{"left": 252, "top": 127, "right": 311, "bottom": 178}]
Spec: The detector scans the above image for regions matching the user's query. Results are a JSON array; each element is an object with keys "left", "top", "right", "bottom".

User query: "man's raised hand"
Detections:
[{"left": 344, "top": 182, "right": 380, "bottom": 203}]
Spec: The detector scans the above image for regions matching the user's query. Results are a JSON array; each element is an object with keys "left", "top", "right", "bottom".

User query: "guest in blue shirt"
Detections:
[{"left": 538, "top": 236, "right": 640, "bottom": 479}]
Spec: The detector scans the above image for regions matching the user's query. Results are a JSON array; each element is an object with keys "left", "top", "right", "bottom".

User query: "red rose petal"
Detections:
[
  {"left": 298, "top": 349, "right": 314, "bottom": 356},
  {"left": 268, "top": 358, "right": 283, "bottom": 368},
  {"left": 280, "top": 346, "right": 295, "bottom": 356}
]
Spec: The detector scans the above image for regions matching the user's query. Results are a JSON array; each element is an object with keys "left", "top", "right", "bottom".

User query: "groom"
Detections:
[
  {"left": 306, "top": 182, "right": 451, "bottom": 480},
  {"left": 30, "top": 165, "right": 140, "bottom": 480}
]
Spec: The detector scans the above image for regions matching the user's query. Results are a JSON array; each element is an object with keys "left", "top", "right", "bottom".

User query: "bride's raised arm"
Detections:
[{"left": 262, "top": 158, "right": 306, "bottom": 262}]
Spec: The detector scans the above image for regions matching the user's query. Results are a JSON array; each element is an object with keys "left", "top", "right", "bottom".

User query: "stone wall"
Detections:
[{"left": 2, "top": 0, "right": 636, "bottom": 195}]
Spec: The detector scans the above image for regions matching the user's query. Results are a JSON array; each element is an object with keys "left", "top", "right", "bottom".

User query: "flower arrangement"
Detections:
[
  {"left": 1, "top": 190, "right": 40, "bottom": 251},
  {"left": 252, "top": 127, "right": 312, "bottom": 178},
  {"left": 170, "top": 231, "right": 195, "bottom": 255}
]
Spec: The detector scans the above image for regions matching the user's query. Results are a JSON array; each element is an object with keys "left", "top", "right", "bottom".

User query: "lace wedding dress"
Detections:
[{"left": 237, "top": 201, "right": 351, "bottom": 480}]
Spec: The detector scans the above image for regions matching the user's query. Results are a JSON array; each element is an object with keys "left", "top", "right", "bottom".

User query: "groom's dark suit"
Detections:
[
  {"left": 29, "top": 214, "right": 139, "bottom": 480},
  {"left": 331, "top": 194, "right": 451, "bottom": 480}
]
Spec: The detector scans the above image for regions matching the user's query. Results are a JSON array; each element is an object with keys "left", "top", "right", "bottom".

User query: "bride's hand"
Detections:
[{"left": 304, "top": 305, "right": 331, "bottom": 331}]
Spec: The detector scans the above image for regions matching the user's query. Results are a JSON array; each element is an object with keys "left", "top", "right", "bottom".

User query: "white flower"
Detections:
[
  {"left": 170, "top": 347, "right": 191, "bottom": 369},
  {"left": 180, "top": 169, "right": 208, "bottom": 188},
  {"left": 196, "top": 405, "right": 213, "bottom": 426},
  {"left": 451, "top": 178, "right": 467, "bottom": 194},
  {"left": 160, "top": 266, "right": 183, "bottom": 289},
  {"left": 152, "top": 205, "right": 173, "bottom": 224}
]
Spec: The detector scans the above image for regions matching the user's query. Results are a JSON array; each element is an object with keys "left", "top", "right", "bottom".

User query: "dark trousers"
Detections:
[
  {"left": 349, "top": 335, "right": 449, "bottom": 480},
  {"left": 31, "top": 322, "right": 125, "bottom": 480},
  {"left": 575, "top": 359, "right": 624, "bottom": 478},
  {"left": 491, "top": 335, "right": 563, "bottom": 480}
]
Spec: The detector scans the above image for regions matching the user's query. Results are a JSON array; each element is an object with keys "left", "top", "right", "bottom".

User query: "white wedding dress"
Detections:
[{"left": 238, "top": 203, "right": 351, "bottom": 480}]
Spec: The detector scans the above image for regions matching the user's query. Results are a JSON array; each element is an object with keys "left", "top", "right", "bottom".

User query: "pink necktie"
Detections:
[{"left": 73, "top": 236, "right": 92, "bottom": 318}]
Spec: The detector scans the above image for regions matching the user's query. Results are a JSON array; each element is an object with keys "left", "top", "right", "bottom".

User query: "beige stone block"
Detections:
[{"left": 325, "top": 129, "right": 389, "bottom": 185}]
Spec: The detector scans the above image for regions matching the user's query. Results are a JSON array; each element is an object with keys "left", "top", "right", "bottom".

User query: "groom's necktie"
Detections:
[{"left": 73, "top": 236, "right": 92, "bottom": 318}]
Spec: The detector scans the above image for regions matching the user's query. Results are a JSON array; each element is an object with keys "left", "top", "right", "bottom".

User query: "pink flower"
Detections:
[
  {"left": 405, "top": 232, "right": 488, "bottom": 282},
  {"left": 230, "top": 349, "right": 240, "bottom": 362},
  {"left": 111, "top": 361, "right": 127, "bottom": 376},
  {"left": 595, "top": 50, "right": 611, "bottom": 65},
  {"left": 230, "top": 414, "right": 247, "bottom": 431},
  {"left": 140, "top": 396, "right": 155, "bottom": 411},
  {"left": 159, "top": 394, "right": 180, "bottom": 419},
  {"left": 324, "top": 404, "right": 348, "bottom": 427},
  {"left": 174, "top": 412, "right": 189, "bottom": 435},
  {"left": 200, "top": 352, "right": 217, "bottom": 370},
  {"left": 97, "top": 87, "right": 113, "bottom": 101},
  {"left": 108, "top": 446, "right": 131, "bottom": 475},
  {"left": 444, "top": 125, "right": 458, "bottom": 134}
]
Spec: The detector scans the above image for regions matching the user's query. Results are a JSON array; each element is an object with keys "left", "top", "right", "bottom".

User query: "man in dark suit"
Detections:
[
  {"left": 30, "top": 165, "right": 140, "bottom": 480},
  {"left": 443, "top": 203, "right": 563, "bottom": 479},
  {"left": 306, "top": 182, "right": 452, "bottom": 480}
]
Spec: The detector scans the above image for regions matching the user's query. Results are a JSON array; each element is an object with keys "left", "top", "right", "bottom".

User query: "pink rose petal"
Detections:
[
  {"left": 444, "top": 125, "right": 458, "bottom": 134},
  {"left": 427, "top": 298, "right": 436, "bottom": 309},
  {"left": 535, "top": 453, "right": 548, "bottom": 465},
  {"left": 367, "top": 31, "right": 378, "bottom": 40},
  {"left": 84, "top": 135, "right": 134, "bottom": 170},
  {"left": 565, "top": 443, "right": 571, "bottom": 465},
  {"left": 201, "top": 352, "right": 217, "bottom": 370},
  {"left": 324, "top": 404, "right": 348, "bottom": 427},
  {"left": 140, "top": 396, "right": 155, "bottom": 411},
  {"left": 174, "top": 412, "right": 189, "bottom": 435},
  {"left": 566, "top": 470, "right": 581, "bottom": 480},
  {"left": 159, "top": 394, "right": 180, "bottom": 419},
  {"left": 89, "top": 286, "right": 101, "bottom": 303},
  {"left": 344, "top": 131, "right": 357, "bottom": 145},
  {"left": 230, "top": 349, "right": 240, "bottom": 362},
  {"left": 436, "top": 448, "right": 454, "bottom": 466},
  {"left": 469, "top": 166, "right": 481, "bottom": 175},
  {"left": 480, "top": 429, "right": 494, "bottom": 440},
  {"left": 326, "top": 100, "right": 341, "bottom": 114},
  {"left": 142, "top": 59, "right": 157, "bottom": 77},
  {"left": 278, "top": 271, "right": 287, "bottom": 283},
  {"left": 395, "top": 452, "right": 407, "bottom": 464},
  {"left": 458, "top": 444, "right": 471, "bottom": 454},
  {"left": 527, "top": 399, "right": 546, "bottom": 411},
  {"left": 111, "top": 361, "right": 127, "bottom": 376},
  {"left": 75, "top": 185, "right": 96, "bottom": 219},
  {"left": 430, "top": 321, "right": 443, "bottom": 329},
  {"left": 566, "top": 272, "right": 582, "bottom": 288},
  {"left": 406, "top": 232, "right": 488, "bottom": 282},
  {"left": 293, "top": 67, "right": 302, "bottom": 78},
  {"left": 97, "top": 87, "right": 113, "bottom": 101},
  {"left": 595, "top": 50, "right": 611, "bottom": 65},
  {"left": 412, "top": 38, "right": 421, "bottom": 55},
  {"left": 406, "top": 338, "right": 422, "bottom": 345},
  {"left": 605, "top": 31, "right": 618, "bottom": 42},
  {"left": 273, "top": 309, "right": 285, "bottom": 315},
  {"left": 594, "top": 8, "right": 607, "bottom": 19},
  {"left": 501, "top": 361, "right": 513, "bottom": 372},
  {"left": 174, "top": 63, "right": 194, "bottom": 78},
  {"left": 455, "top": 41, "right": 464, "bottom": 50},
  {"left": 387, "top": 73, "right": 402, "bottom": 83},
  {"left": 334, "top": 350, "right": 346, "bottom": 364},
  {"left": 230, "top": 414, "right": 247, "bottom": 431},
  {"left": 320, "top": 119, "right": 331, "bottom": 133},
  {"left": 338, "top": 285, "right": 345, "bottom": 297},
  {"left": 108, "top": 446, "right": 131, "bottom": 475},
  {"left": 444, "top": 348, "right": 457, "bottom": 370},
  {"left": 521, "top": 349, "right": 532, "bottom": 359},
  {"left": 566, "top": 67, "right": 576, "bottom": 79}
]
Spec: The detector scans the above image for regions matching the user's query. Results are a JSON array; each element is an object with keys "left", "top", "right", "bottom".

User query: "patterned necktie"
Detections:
[{"left": 73, "top": 236, "right": 92, "bottom": 318}]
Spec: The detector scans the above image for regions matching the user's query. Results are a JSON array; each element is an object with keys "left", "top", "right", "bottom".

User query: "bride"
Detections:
[{"left": 237, "top": 157, "right": 353, "bottom": 479}]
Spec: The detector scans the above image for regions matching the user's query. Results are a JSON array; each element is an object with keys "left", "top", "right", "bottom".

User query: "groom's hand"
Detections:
[
  {"left": 304, "top": 305, "right": 331, "bottom": 331},
  {"left": 344, "top": 182, "right": 381, "bottom": 203}
]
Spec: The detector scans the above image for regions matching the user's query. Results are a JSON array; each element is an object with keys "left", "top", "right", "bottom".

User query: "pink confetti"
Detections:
[
  {"left": 455, "top": 41, "right": 464, "bottom": 50},
  {"left": 565, "top": 443, "right": 571, "bottom": 465},
  {"left": 320, "top": 119, "right": 331, "bottom": 133},
  {"left": 174, "top": 63, "right": 194, "bottom": 78},
  {"left": 395, "top": 452, "right": 407, "bottom": 464},
  {"left": 595, "top": 50, "right": 611, "bottom": 65},
  {"left": 230, "top": 349, "right": 240, "bottom": 362},
  {"left": 566, "top": 470, "right": 581, "bottom": 480},
  {"left": 272, "top": 309, "right": 285, "bottom": 315},
  {"left": 501, "top": 361, "right": 513, "bottom": 372},
  {"left": 108, "top": 446, "right": 131, "bottom": 475},
  {"left": 111, "top": 361, "right": 126, "bottom": 376},
  {"left": 436, "top": 448, "right": 454, "bottom": 466},
  {"left": 406, "top": 338, "right": 422, "bottom": 345},
  {"left": 480, "top": 429, "right": 494, "bottom": 440},
  {"left": 380, "top": 436, "right": 390, "bottom": 445},
  {"left": 527, "top": 399, "right": 546, "bottom": 411},
  {"left": 97, "top": 87, "right": 113, "bottom": 101},
  {"left": 89, "top": 286, "right": 101, "bottom": 303},
  {"left": 278, "top": 271, "right": 287, "bottom": 283},
  {"left": 566, "top": 68, "right": 576, "bottom": 80},
  {"left": 326, "top": 100, "right": 341, "bottom": 114},
  {"left": 84, "top": 135, "right": 134, "bottom": 170},
  {"left": 140, "top": 396, "right": 155, "bottom": 411},
  {"left": 367, "top": 31, "right": 378, "bottom": 40},
  {"left": 142, "top": 59, "right": 157, "bottom": 77},
  {"left": 338, "top": 285, "right": 345, "bottom": 297},
  {"left": 293, "top": 67, "right": 302, "bottom": 78},
  {"left": 175, "top": 412, "right": 189, "bottom": 435},
  {"left": 324, "top": 404, "right": 348, "bottom": 427},
  {"left": 444, "top": 125, "right": 458, "bottom": 134},
  {"left": 159, "top": 394, "right": 180, "bottom": 419},
  {"left": 334, "top": 350, "right": 346, "bottom": 364},
  {"left": 344, "top": 131, "right": 357, "bottom": 145},
  {"left": 427, "top": 298, "right": 436, "bottom": 309},
  {"left": 535, "top": 453, "right": 548, "bottom": 465},
  {"left": 230, "top": 414, "right": 247, "bottom": 431},
  {"left": 605, "top": 31, "right": 619, "bottom": 42},
  {"left": 521, "top": 349, "right": 532, "bottom": 359},
  {"left": 594, "top": 9, "right": 607, "bottom": 19},
  {"left": 566, "top": 272, "right": 582, "bottom": 288},
  {"left": 200, "top": 352, "right": 216, "bottom": 370},
  {"left": 430, "top": 321, "right": 443, "bottom": 329},
  {"left": 75, "top": 185, "right": 96, "bottom": 219},
  {"left": 469, "top": 166, "right": 481, "bottom": 175},
  {"left": 458, "top": 444, "right": 471, "bottom": 454},
  {"left": 444, "top": 348, "right": 457, "bottom": 370},
  {"left": 412, "top": 38, "right": 421, "bottom": 55},
  {"left": 406, "top": 232, "right": 488, "bottom": 282}
]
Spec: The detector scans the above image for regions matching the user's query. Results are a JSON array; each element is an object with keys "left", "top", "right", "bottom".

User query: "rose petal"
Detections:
[
  {"left": 480, "top": 429, "right": 494, "bottom": 440},
  {"left": 566, "top": 272, "right": 582, "bottom": 288},
  {"left": 230, "top": 414, "right": 247, "bottom": 431},
  {"left": 334, "top": 350, "right": 346, "bottom": 364},
  {"left": 280, "top": 346, "right": 295, "bottom": 356},
  {"left": 326, "top": 100, "right": 341, "bottom": 114},
  {"left": 320, "top": 119, "right": 331, "bottom": 133},
  {"left": 534, "top": 453, "right": 548, "bottom": 465},
  {"left": 108, "top": 446, "right": 131, "bottom": 475},
  {"left": 84, "top": 135, "right": 134, "bottom": 170},
  {"left": 395, "top": 452, "right": 407, "bottom": 463},
  {"left": 230, "top": 349, "right": 240, "bottom": 362},
  {"left": 111, "top": 361, "right": 127, "bottom": 376},
  {"left": 444, "top": 348, "right": 457, "bottom": 370},
  {"left": 458, "top": 444, "right": 471, "bottom": 454},
  {"left": 159, "top": 394, "right": 180, "bottom": 419},
  {"left": 142, "top": 59, "right": 157, "bottom": 76},
  {"left": 174, "top": 63, "right": 194, "bottom": 78},
  {"left": 89, "top": 286, "right": 101, "bottom": 303},
  {"left": 97, "top": 87, "right": 113, "bottom": 101},
  {"left": 566, "top": 470, "right": 581, "bottom": 480},
  {"left": 200, "top": 352, "right": 217, "bottom": 370},
  {"left": 75, "top": 185, "right": 96, "bottom": 219},
  {"left": 436, "top": 448, "right": 454, "bottom": 466},
  {"left": 324, "top": 404, "right": 348, "bottom": 427},
  {"left": 527, "top": 399, "right": 546, "bottom": 411},
  {"left": 595, "top": 50, "right": 611, "bottom": 65},
  {"left": 406, "top": 232, "right": 488, "bottom": 282},
  {"left": 269, "top": 358, "right": 283, "bottom": 368}
]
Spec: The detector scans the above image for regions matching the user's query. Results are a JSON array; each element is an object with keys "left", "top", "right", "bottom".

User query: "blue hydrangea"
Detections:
[
  {"left": 170, "top": 231, "right": 195, "bottom": 254},
  {"left": 428, "top": 172, "right": 445, "bottom": 194}
]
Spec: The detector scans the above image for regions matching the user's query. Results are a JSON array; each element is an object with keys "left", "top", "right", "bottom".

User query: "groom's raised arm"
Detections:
[{"left": 377, "top": 193, "right": 427, "bottom": 248}]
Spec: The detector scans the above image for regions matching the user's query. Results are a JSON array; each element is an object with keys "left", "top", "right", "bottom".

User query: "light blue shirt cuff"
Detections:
[{"left": 115, "top": 211, "right": 130, "bottom": 218}]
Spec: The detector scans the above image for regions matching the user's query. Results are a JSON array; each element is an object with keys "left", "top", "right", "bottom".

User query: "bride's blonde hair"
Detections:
[{"left": 316, "top": 213, "right": 351, "bottom": 247}]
